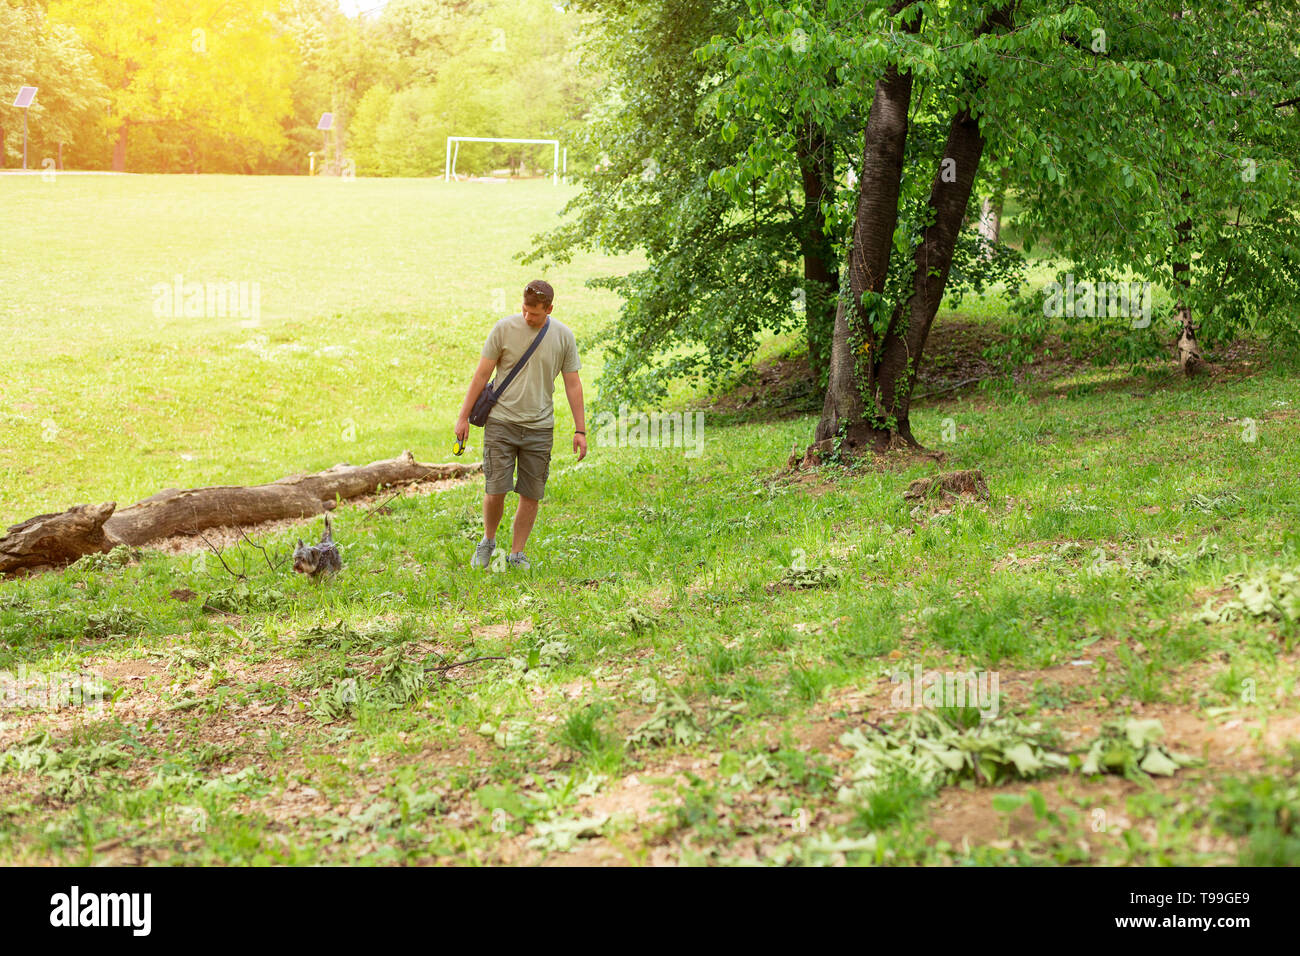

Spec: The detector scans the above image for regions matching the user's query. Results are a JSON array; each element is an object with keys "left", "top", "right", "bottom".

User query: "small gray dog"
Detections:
[{"left": 293, "top": 514, "right": 342, "bottom": 576}]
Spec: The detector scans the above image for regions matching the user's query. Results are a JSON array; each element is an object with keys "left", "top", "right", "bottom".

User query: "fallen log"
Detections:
[
  {"left": 0, "top": 503, "right": 119, "bottom": 574},
  {"left": 0, "top": 451, "right": 480, "bottom": 574}
]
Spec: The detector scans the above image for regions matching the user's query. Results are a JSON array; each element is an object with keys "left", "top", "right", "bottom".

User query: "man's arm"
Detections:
[
  {"left": 562, "top": 369, "right": 587, "bottom": 461},
  {"left": 455, "top": 355, "right": 497, "bottom": 442}
]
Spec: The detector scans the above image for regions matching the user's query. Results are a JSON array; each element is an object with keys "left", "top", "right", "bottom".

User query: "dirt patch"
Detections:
[
  {"left": 709, "top": 320, "right": 1274, "bottom": 439},
  {"left": 925, "top": 766, "right": 1246, "bottom": 863},
  {"left": 781, "top": 443, "right": 950, "bottom": 482},
  {"left": 770, "top": 467, "right": 840, "bottom": 495},
  {"left": 498, "top": 755, "right": 714, "bottom": 867},
  {"left": 85, "top": 657, "right": 168, "bottom": 684},
  {"left": 846, "top": 315, "right": 1096, "bottom": 410},
  {"left": 904, "top": 468, "right": 990, "bottom": 503},
  {"left": 926, "top": 774, "right": 1134, "bottom": 851},
  {"left": 702, "top": 355, "right": 820, "bottom": 419},
  {"left": 783, "top": 637, "right": 1118, "bottom": 755},
  {"left": 471, "top": 618, "right": 534, "bottom": 642}
]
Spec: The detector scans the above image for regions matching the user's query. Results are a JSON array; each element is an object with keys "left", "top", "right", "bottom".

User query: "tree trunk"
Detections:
[
  {"left": 812, "top": 260, "right": 858, "bottom": 445},
  {"left": 112, "top": 123, "right": 128, "bottom": 173},
  {"left": 869, "top": 105, "right": 989, "bottom": 445},
  {"left": 0, "top": 126, "right": 6, "bottom": 169},
  {"left": 795, "top": 112, "right": 839, "bottom": 384},
  {"left": 978, "top": 194, "right": 1001, "bottom": 247},
  {"left": 807, "top": 5, "right": 1010, "bottom": 459},
  {"left": 1167, "top": 14, "right": 1203, "bottom": 377},
  {"left": 1174, "top": 303, "right": 1201, "bottom": 374},
  {"left": 813, "top": 0, "right": 921, "bottom": 447},
  {"left": 0, "top": 452, "right": 481, "bottom": 574},
  {"left": 1172, "top": 194, "right": 1203, "bottom": 375}
]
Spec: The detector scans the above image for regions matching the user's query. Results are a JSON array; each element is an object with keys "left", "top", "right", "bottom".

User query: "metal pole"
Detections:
[
  {"left": 452, "top": 141, "right": 460, "bottom": 179},
  {"left": 23, "top": 108, "right": 29, "bottom": 171}
]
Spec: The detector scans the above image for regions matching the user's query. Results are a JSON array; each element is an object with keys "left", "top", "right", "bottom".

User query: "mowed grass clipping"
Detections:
[{"left": 0, "top": 175, "right": 641, "bottom": 524}]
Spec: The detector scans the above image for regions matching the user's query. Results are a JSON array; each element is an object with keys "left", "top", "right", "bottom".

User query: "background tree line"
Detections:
[{"left": 0, "top": 0, "right": 598, "bottom": 176}]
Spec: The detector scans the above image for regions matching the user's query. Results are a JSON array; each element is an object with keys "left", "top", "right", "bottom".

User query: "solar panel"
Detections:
[
  {"left": 13, "top": 86, "right": 37, "bottom": 109},
  {"left": 317, "top": 113, "right": 334, "bottom": 131}
]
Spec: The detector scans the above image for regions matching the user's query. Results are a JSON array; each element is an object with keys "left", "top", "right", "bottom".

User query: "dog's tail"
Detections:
[{"left": 322, "top": 513, "right": 333, "bottom": 543}]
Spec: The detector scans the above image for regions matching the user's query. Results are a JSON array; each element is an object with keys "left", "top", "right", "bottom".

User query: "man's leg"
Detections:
[
  {"left": 508, "top": 426, "right": 553, "bottom": 565},
  {"left": 475, "top": 421, "right": 518, "bottom": 568},
  {"left": 510, "top": 496, "right": 539, "bottom": 554},
  {"left": 484, "top": 493, "right": 506, "bottom": 540}
]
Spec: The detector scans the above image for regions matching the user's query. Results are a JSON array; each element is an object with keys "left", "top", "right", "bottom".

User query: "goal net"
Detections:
[{"left": 443, "top": 137, "right": 564, "bottom": 184}]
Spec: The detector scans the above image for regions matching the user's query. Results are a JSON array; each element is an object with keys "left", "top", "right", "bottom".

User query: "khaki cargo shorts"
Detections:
[{"left": 482, "top": 420, "right": 554, "bottom": 501}]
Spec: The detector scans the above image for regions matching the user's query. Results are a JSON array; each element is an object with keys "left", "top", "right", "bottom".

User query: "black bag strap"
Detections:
[{"left": 493, "top": 318, "right": 550, "bottom": 399}]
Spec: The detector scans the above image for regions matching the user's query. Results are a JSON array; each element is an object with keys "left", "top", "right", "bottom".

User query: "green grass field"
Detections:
[
  {"left": 0, "top": 175, "right": 640, "bottom": 525},
  {"left": 2, "top": 175, "right": 1299, "bottom": 866}
]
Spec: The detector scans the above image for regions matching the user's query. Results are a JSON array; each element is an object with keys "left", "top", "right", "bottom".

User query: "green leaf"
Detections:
[
  {"left": 1124, "top": 719, "right": 1165, "bottom": 749},
  {"left": 1138, "top": 748, "right": 1180, "bottom": 777},
  {"left": 1004, "top": 742, "right": 1044, "bottom": 775},
  {"left": 992, "top": 794, "right": 1029, "bottom": 813}
]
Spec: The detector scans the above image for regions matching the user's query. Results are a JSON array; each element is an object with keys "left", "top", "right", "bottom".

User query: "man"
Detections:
[{"left": 455, "top": 279, "right": 587, "bottom": 570}]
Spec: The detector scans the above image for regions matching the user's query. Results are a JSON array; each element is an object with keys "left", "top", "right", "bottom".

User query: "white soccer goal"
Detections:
[{"left": 443, "top": 136, "right": 566, "bottom": 184}]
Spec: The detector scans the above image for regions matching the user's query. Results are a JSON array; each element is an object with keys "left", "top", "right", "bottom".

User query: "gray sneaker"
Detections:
[
  {"left": 506, "top": 552, "right": 531, "bottom": 570},
  {"left": 471, "top": 537, "right": 496, "bottom": 570}
]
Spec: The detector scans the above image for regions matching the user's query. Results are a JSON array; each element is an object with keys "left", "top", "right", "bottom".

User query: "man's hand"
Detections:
[
  {"left": 573, "top": 432, "right": 588, "bottom": 461},
  {"left": 455, "top": 416, "right": 469, "bottom": 444}
]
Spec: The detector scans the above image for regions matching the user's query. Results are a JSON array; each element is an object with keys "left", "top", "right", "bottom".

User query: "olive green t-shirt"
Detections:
[{"left": 480, "top": 313, "right": 581, "bottom": 429}]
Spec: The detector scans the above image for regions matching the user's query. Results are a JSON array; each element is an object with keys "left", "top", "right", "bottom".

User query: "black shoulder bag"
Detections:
[{"left": 469, "top": 319, "right": 550, "bottom": 427}]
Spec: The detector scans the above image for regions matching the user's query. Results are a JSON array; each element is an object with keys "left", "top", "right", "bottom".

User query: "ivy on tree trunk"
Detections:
[
  {"left": 814, "top": 0, "right": 921, "bottom": 449},
  {"left": 813, "top": 3, "right": 1009, "bottom": 456}
]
